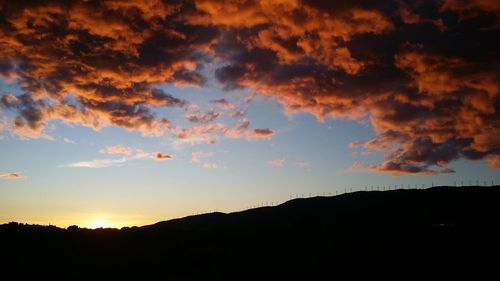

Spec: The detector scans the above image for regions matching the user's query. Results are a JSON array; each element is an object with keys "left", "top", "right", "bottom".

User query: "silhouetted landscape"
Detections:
[{"left": 2, "top": 186, "right": 499, "bottom": 280}]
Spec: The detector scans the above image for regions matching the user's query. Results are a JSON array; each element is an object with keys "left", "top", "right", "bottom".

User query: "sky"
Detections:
[{"left": 0, "top": 0, "right": 499, "bottom": 228}]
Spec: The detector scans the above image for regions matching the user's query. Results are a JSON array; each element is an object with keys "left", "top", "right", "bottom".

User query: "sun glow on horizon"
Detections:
[{"left": 87, "top": 219, "right": 115, "bottom": 229}]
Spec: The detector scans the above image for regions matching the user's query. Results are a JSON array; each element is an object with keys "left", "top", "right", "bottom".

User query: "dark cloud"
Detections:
[
  {"left": 371, "top": 161, "right": 457, "bottom": 176},
  {"left": 251, "top": 128, "right": 274, "bottom": 139},
  {"left": 185, "top": 107, "right": 221, "bottom": 124},
  {"left": 210, "top": 98, "right": 232, "bottom": 109}
]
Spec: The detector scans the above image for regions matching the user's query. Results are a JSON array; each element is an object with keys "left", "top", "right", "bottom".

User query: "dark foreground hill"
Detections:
[{"left": 1, "top": 186, "right": 500, "bottom": 280}]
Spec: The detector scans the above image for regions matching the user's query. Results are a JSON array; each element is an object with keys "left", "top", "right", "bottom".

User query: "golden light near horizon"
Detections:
[
  {"left": 75, "top": 213, "right": 151, "bottom": 229},
  {"left": 87, "top": 219, "right": 115, "bottom": 229}
]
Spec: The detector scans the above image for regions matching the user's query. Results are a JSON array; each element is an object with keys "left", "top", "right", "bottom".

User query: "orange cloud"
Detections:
[
  {"left": 175, "top": 118, "right": 275, "bottom": 145},
  {"left": 0, "top": 0, "right": 498, "bottom": 175},
  {"left": 191, "top": 0, "right": 393, "bottom": 73},
  {"left": 250, "top": 128, "right": 274, "bottom": 139},
  {"left": 0, "top": 172, "right": 24, "bottom": 180},
  {"left": 0, "top": 0, "right": 208, "bottom": 139},
  {"left": 152, "top": 152, "right": 173, "bottom": 161},
  {"left": 267, "top": 159, "right": 285, "bottom": 167},
  {"left": 210, "top": 1, "right": 499, "bottom": 175},
  {"left": 100, "top": 145, "right": 133, "bottom": 156},
  {"left": 350, "top": 161, "right": 455, "bottom": 176},
  {"left": 487, "top": 155, "right": 500, "bottom": 168}
]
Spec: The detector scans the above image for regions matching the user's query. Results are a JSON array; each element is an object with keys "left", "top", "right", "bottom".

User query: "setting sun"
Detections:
[{"left": 87, "top": 219, "right": 114, "bottom": 229}]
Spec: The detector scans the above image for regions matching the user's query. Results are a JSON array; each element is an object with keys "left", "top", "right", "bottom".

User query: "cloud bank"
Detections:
[{"left": 0, "top": 0, "right": 498, "bottom": 175}]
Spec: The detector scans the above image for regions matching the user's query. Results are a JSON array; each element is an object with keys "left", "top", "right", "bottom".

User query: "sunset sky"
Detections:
[{"left": 1, "top": 0, "right": 499, "bottom": 228}]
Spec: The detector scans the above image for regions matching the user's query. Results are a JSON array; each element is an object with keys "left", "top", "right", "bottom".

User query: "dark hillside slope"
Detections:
[{"left": 1, "top": 186, "right": 499, "bottom": 280}]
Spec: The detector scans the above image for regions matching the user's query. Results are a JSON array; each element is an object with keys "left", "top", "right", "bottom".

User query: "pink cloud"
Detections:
[
  {"left": 100, "top": 145, "right": 133, "bottom": 156},
  {"left": 294, "top": 161, "right": 311, "bottom": 168},
  {"left": 267, "top": 159, "right": 285, "bottom": 167}
]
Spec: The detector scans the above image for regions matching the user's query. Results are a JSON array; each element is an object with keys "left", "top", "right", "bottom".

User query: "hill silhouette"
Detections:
[{"left": 1, "top": 186, "right": 499, "bottom": 280}]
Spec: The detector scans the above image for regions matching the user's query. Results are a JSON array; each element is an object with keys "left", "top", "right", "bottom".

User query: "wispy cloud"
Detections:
[
  {"left": 191, "top": 151, "right": 218, "bottom": 169},
  {"left": 63, "top": 137, "right": 75, "bottom": 144},
  {"left": 267, "top": 159, "right": 286, "bottom": 167},
  {"left": 0, "top": 118, "right": 8, "bottom": 140},
  {"left": 293, "top": 161, "right": 311, "bottom": 168},
  {"left": 191, "top": 151, "right": 214, "bottom": 163},
  {"left": 62, "top": 148, "right": 173, "bottom": 168},
  {"left": 173, "top": 118, "right": 275, "bottom": 147},
  {"left": 0, "top": 172, "right": 24, "bottom": 180},
  {"left": 210, "top": 99, "right": 234, "bottom": 111},
  {"left": 134, "top": 149, "right": 152, "bottom": 160},
  {"left": 202, "top": 162, "right": 218, "bottom": 169},
  {"left": 267, "top": 159, "right": 311, "bottom": 169},
  {"left": 65, "top": 158, "right": 128, "bottom": 168}
]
